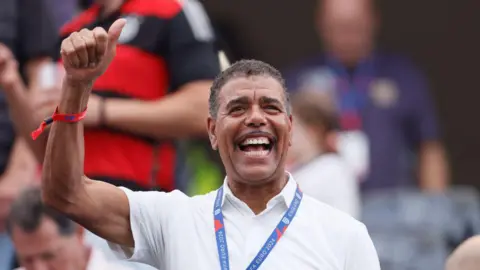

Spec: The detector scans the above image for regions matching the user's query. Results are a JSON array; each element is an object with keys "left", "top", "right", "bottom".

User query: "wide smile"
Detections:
[{"left": 237, "top": 136, "right": 275, "bottom": 158}]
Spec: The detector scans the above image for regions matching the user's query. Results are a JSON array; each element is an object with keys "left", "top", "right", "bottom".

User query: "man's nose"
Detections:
[{"left": 245, "top": 105, "right": 267, "bottom": 127}]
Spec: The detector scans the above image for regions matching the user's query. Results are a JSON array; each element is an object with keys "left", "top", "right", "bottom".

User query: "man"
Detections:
[
  {"left": 1, "top": 1, "right": 218, "bottom": 267},
  {"left": 445, "top": 236, "right": 480, "bottom": 270},
  {"left": 7, "top": 187, "right": 132, "bottom": 270},
  {"left": 284, "top": 0, "right": 449, "bottom": 192},
  {"left": 0, "top": 0, "right": 57, "bottom": 268},
  {"left": 5, "top": 0, "right": 220, "bottom": 192},
  {"left": 40, "top": 19, "right": 380, "bottom": 269}
]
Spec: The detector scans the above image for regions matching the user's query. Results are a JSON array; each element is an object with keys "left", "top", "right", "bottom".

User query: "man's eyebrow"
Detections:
[
  {"left": 225, "top": 96, "right": 250, "bottom": 110},
  {"left": 260, "top": 96, "right": 283, "bottom": 107}
]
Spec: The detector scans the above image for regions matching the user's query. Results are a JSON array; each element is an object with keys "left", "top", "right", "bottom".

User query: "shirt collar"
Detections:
[
  {"left": 220, "top": 172, "right": 298, "bottom": 209},
  {"left": 325, "top": 51, "right": 377, "bottom": 76}
]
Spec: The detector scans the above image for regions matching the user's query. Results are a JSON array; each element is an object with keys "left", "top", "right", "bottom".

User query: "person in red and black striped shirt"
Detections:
[{"left": 4, "top": 0, "right": 221, "bottom": 193}]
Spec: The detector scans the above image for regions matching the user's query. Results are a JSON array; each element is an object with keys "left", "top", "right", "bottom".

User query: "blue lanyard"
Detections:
[
  {"left": 213, "top": 184, "right": 303, "bottom": 270},
  {"left": 325, "top": 55, "right": 376, "bottom": 130}
]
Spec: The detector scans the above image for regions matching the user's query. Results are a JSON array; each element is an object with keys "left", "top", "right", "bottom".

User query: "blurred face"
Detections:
[
  {"left": 11, "top": 218, "right": 86, "bottom": 270},
  {"left": 287, "top": 116, "right": 323, "bottom": 168},
  {"left": 319, "top": 0, "right": 377, "bottom": 65},
  {"left": 94, "top": 0, "right": 122, "bottom": 10},
  {"left": 207, "top": 76, "right": 292, "bottom": 185}
]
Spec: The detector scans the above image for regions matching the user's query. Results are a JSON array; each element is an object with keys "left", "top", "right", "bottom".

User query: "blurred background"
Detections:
[{"left": 0, "top": 0, "right": 479, "bottom": 269}]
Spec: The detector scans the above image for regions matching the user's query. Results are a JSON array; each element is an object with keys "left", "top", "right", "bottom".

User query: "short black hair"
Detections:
[
  {"left": 209, "top": 59, "right": 290, "bottom": 118},
  {"left": 6, "top": 187, "right": 76, "bottom": 236}
]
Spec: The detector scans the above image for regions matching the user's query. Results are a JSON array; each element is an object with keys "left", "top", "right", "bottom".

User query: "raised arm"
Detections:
[
  {"left": 41, "top": 19, "right": 134, "bottom": 247},
  {"left": 0, "top": 45, "right": 48, "bottom": 162}
]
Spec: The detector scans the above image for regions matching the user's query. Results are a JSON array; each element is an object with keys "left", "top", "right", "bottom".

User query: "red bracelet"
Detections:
[{"left": 31, "top": 107, "right": 87, "bottom": 140}]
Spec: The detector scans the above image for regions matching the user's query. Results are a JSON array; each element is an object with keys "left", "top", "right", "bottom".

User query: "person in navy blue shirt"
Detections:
[{"left": 284, "top": 0, "right": 449, "bottom": 192}]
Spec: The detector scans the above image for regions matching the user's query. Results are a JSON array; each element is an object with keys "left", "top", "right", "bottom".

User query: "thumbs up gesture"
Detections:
[{"left": 61, "top": 19, "right": 126, "bottom": 87}]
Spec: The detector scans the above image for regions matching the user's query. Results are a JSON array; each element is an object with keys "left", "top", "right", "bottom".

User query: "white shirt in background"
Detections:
[
  {"left": 108, "top": 174, "right": 379, "bottom": 270},
  {"left": 292, "top": 153, "right": 360, "bottom": 219}
]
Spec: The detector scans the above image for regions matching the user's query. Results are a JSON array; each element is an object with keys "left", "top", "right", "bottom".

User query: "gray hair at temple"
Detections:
[
  {"left": 445, "top": 236, "right": 480, "bottom": 270},
  {"left": 6, "top": 187, "right": 76, "bottom": 236}
]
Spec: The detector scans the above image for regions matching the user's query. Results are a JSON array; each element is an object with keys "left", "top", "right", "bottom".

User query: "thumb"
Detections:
[{"left": 107, "top": 19, "right": 127, "bottom": 51}]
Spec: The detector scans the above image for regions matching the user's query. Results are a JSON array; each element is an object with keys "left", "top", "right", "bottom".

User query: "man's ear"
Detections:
[
  {"left": 288, "top": 114, "right": 293, "bottom": 147},
  {"left": 207, "top": 116, "right": 218, "bottom": 150}
]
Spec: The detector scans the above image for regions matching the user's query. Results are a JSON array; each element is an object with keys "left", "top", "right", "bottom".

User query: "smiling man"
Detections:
[{"left": 40, "top": 19, "right": 380, "bottom": 269}]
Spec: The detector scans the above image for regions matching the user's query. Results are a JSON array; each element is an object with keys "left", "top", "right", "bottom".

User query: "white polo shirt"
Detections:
[{"left": 108, "top": 175, "right": 380, "bottom": 270}]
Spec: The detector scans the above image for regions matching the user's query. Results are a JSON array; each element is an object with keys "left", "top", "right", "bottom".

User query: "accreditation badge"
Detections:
[{"left": 369, "top": 78, "right": 399, "bottom": 109}]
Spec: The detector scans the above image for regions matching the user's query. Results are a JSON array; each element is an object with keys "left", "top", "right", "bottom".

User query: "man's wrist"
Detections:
[
  {"left": 58, "top": 79, "right": 93, "bottom": 113},
  {"left": 64, "top": 77, "right": 94, "bottom": 89}
]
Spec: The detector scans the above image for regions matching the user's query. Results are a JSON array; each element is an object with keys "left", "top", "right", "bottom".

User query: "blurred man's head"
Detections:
[
  {"left": 287, "top": 90, "right": 338, "bottom": 168},
  {"left": 445, "top": 236, "right": 480, "bottom": 270},
  {"left": 93, "top": 0, "right": 114, "bottom": 5},
  {"left": 7, "top": 187, "right": 88, "bottom": 270},
  {"left": 317, "top": 0, "right": 379, "bottom": 67},
  {"left": 93, "top": 0, "right": 124, "bottom": 15},
  {"left": 207, "top": 59, "right": 292, "bottom": 186}
]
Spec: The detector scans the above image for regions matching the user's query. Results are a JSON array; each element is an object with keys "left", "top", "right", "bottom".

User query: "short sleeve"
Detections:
[
  {"left": 17, "top": 0, "right": 57, "bottom": 62},
  {"left": 107, "top": 187, "right": 189, "bottom": 268},
  {"left": 345, "top": 224, "right": 381, "bottom": 270},
  {"left": 404, "top": 65, "right": 440, "bottom": 143},
  {"left": 164, "top": 0, "right": 220, "bottom": 90}
]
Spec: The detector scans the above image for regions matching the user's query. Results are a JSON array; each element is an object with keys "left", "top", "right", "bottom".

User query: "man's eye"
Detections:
[
  {"left": 265, "top": 105, "right": 281, "bottom": 112},
  {"left": 230, "top": 107, "right": 245, "bottom": 113}
]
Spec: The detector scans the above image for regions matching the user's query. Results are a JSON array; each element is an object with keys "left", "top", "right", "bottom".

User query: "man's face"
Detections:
[
  {"left": 11, "top": 218, "right": 85, "bottom": 270},
  {"left": 207, "top": 75, "right": 292, "bottom": 184},
  {"left": 319, "top": 0, "right": 377, "bottom": 65}
]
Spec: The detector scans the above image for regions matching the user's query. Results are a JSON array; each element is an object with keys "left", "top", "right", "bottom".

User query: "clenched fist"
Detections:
[{"left": 61, "top": 18, "right": 126, "bottom": 87}]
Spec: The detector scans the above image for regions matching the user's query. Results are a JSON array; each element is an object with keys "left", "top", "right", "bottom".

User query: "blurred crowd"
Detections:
[{"left": 0, "top": 0, "right": 478, "bottom": 269}]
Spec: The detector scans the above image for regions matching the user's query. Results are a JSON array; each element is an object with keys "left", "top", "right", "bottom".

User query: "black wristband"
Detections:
[{"left": 99, "top": 97, "right": 106, "bottom": 127}]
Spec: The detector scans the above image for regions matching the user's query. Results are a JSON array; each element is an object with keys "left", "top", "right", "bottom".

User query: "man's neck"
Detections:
[
  {"left": 328, "top": 45, "right": 374, "bottom": 70},
  {"left": 227, "top": 173, "right": 289, "bottom": 215},
  {"left": 100, "top": 0, "right": 124, "bottom": 17}
]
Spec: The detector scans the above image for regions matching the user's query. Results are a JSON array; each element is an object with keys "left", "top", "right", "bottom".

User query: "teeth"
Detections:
[
  {"left": 245, "top": 150, "right": 269, "bottom": 157},
  {"left": 241, "top": 137, "right": 270, "bottom": 145}
]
